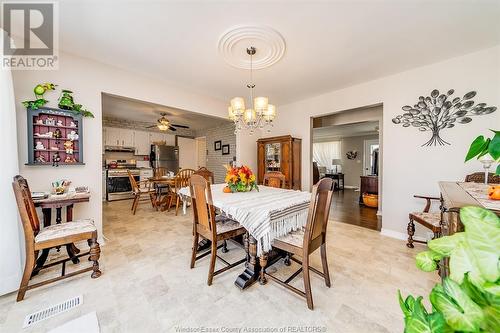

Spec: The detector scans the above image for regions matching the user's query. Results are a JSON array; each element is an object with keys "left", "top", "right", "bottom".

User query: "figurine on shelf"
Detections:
[
  {"left": 35, "top": 119, "right": 44, "bottom": 125},
  {"left": 63, "top": 140, "right": 73, "bottom": 154},
  {"left": 45, "top": 117, "right": 56, "bottom": 126},
  {"left": 69, "top": 121, "right": 77, "bottom": 128},
  {"left": 35, "top": 155, "right": 46, "bottom": 163},
  {"left": 56, "top": 119, "right": 63, "bottom": 127},
  {"left": 36, "top": 131, "right": 53, "bottom": 138},
  {"left": 50, "top": 146, "right": 59, "bottom": 151},
  {"left": 52, "top": 151, "right": 61, "bottom": 167},
  {"left": 35, "top": 141, "right": 45, "bottom": 150},
  {"left": 53, "top": 128, "right": 62, "bottom": 138},
  {"left": 64, "top": 156, "right": 76, "bottom": 163},
  {"left": 67, "top": 130, "right": 79, "bottom": 141}
]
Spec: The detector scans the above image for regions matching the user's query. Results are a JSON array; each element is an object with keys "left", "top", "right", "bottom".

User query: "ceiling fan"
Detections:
[{"left": 146, "top": 113, "right": 190, "bottom": 132}]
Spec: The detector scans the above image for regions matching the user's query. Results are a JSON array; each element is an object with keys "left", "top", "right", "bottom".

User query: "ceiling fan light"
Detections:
[
  {"left": 157, "top": 123, "right": 169, "bottom": 131},
  {"left": 230, "top": 97, "right": 245, "bottom": 113},
  {"left": 254, "top": 96, "right": 269, "bottom": 114}
]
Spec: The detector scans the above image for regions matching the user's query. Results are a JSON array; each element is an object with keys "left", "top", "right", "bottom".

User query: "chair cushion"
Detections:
[
  {"left": 215, "top": 216, "right": 244, "bottom": 234},
  {"left": 274, "top": 229, "right": 305, "bottom": 248},
  {"left": 35, "top": 219, "right": 96, "bottom": 243},
  {"left": 410, "top": 212, "right": 441, "bottom": 226}
]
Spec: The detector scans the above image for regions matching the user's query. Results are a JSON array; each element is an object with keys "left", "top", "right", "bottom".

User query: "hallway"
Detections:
[{"left": 330, "top": 189, "right": 381, "bottom": 231}]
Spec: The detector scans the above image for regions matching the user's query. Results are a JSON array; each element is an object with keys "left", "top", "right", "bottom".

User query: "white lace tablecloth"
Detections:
[{"left": 179, "top": 184, "right": 311, "bottom": 255}]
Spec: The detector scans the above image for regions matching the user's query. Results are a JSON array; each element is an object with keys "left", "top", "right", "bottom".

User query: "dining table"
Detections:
[
  {"left": 148, "top": 176, "right": 175, "bottom": 210},
  {"left": 178, "top": 183, "right": 311, "bottom": 289},
  {"left": 32, "top": 191, "right": 91, "bottom": 275}
]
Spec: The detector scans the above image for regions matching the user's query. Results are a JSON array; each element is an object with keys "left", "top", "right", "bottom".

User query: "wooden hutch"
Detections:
[{"left": 257, "top": 135, "right": 301, "bottom": 190}]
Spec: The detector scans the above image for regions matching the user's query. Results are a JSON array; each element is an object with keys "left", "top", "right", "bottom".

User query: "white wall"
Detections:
[
  {"left": 0, "top": 46, "right": 22, "bottom": 295},
  {"left": 264, "top": 46, "right": 500, "bottom": 239},
  {"left": 12, "top": 51, "right": 228, "bottom": 240}
]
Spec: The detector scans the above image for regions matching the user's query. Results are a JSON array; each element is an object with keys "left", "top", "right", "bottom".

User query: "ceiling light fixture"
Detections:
[{"left": 228, "top": 47, "right": 276, "bottom": 134}]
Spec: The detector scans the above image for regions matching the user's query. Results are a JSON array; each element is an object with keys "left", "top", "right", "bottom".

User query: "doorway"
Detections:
[{"left": 311, "top": 104, "right": 382, "bottom": 231}]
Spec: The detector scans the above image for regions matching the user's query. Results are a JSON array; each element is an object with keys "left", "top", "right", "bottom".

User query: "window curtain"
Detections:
[
  {"left": 312, "top": 141, "right": 341, "bottom": 168},
  {"left": 0, "top": 28, "right": 22, "bottom": 295}
]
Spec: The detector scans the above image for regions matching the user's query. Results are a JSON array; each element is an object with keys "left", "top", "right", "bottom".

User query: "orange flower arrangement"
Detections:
[{"left": 223, "top": 164, "right": 259, "bottom": 193}]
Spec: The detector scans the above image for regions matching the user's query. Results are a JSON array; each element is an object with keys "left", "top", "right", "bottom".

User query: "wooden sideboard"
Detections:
[
  {"left": 257, "top": 135, "right": 301, "bottom": 190},
  {"left": 359, "top": 175, "right": 378, "bottom": 203}
]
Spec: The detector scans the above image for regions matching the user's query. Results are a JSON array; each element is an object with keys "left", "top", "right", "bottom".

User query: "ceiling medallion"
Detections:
[
  {"left": 228, "top": 47, "right": 276, "bottom": 134},
  {"left": 218, "top": 25, "right": 286, "bottom": 70}
]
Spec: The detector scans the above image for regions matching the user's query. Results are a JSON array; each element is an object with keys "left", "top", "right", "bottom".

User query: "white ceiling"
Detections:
[
  {"left": 313, "top": 121, "right": 379, "bottom": 140},
  {"left": 34, "top": 1, "right": 500, "bottom": 105},
  {"left": 101, "top": 93, "right": 231, "bottom": 131}
]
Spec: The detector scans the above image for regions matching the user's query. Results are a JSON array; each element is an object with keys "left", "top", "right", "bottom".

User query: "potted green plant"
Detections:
[
  {"left": 398, "top": 206, "right": 499, "bottom": 332},
  {"left": 465, "top": 130, "right": 500, "bottom": 175},
  {"left": 22, "top": 83, "right": 57, "bottom": 109}
]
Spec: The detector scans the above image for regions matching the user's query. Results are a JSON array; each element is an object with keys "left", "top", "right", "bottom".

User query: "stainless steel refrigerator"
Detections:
[{"left": 150, "top": 145, "right": 179, "bottom": 172}]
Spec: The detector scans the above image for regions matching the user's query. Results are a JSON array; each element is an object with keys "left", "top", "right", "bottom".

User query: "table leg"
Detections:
[
  {"left": 234, "top": 234, "right": 260, "bottom": 290},
  {"left": 32, "top": 208, "right": 52, "bottom": 276},
  {"left": 65, "top": 205, "right": 80, "bottom": 264},
  {"left": 259, "top": 253, "right": 268, "bottom": 285}
]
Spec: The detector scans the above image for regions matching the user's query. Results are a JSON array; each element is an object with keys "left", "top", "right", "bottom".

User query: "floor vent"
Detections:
[{"left": 23, "top": 295, "right": 83, "bottom": 328}]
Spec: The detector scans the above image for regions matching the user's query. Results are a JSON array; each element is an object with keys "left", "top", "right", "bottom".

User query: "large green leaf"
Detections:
[
  {"left": 489, "top": 132, "right": 500, "bottom": 160},
  {"left": 428, "top": 234, "right": 465, "bottom": 256},
  {"left": 460, "top": 207, "right": 500, "bottom": 282},
  {"left": 465, "top": 135, "right": 487, "bottom": 161},
  {"left": 399, "top": 290, "right": 412, "bottom": 318},
  {"left": 427, "top": 312, "right": 452, "bottom": 333},
  {"left": 430, "top": 279, "right": 484, "bottom": 332},
  {"left": 483, "top": 305, "right": 500, "bottom": 332},
  {"left": 460, "top": 273, "right": 489, "bottom": 307},
  {"left": 416, "top": 250, "right": 442, "bottom": 271},
  {"left": 449, "top": 241, "right": 484, "bottom": 285}
]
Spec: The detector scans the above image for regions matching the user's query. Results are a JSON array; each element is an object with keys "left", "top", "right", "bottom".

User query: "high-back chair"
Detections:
[
  {"left": 406, "top": 172, "right": 500, "bottom": 248},
  {"left": 128, "top": 170, "right": 156, "bottom": 215},
  {"left": 153, "top": 167, "right": 167, "bottom": 177},
  {"left": 12, "top": 175, "right": 101, "bottom": 301},
  {"left": 168, "top": 168, "right": 195, "bottom": 215},
  {"left": 194, "top": 167, "right": 215, "bottom": 184},
  {"left": 265, "top": 177, "right": 334, "bottom": 310},
  {"left": 263, "top": 171, "right": 286, "bottom": 189},
  {"left": 189, "top": 175, "right": 246, "bottom": 285}
]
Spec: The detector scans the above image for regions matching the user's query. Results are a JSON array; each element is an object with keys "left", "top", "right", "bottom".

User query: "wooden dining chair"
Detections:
[
  {"left": 194, "top": 167, "right": 215, "bottom": 184},
  {"left": 265, "top": 177, "right": 334, "bottom": 310},
  {"left": 263, "top": 171, "right": 286, "bottom": 189},
  {"left": 12, "top": 175, "right": 101, "bottom": 301},
  {"left": 128, "top": 170, "right": 156, "bottom": 215},
  {"left": 406, "top": 172, "right": 500, "bottom": 248},
  {"left": 168, "top": 168, "right": 195, "bottom": 215},
  {"left": 189, "top": 175, "right": 246, "bottom": 285}
]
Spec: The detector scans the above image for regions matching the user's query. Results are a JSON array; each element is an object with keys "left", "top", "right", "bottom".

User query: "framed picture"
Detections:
[
  {"left": 214, "top": 140, "right": 222, "bottom": 151},
  {"left": 222, "top": 144, "right": 230, "bottom": 155}
]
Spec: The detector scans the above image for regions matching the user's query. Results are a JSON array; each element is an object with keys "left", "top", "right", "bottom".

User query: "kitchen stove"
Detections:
[{"left": 106, "top": 159, "right": 140, "bottom": 201}]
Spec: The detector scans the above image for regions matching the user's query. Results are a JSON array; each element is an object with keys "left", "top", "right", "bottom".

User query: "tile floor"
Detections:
[{"left": 0, "top": 199, "right": 437, "bottom": 332}]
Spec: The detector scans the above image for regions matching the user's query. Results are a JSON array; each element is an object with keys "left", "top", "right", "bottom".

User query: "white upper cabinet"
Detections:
[
  {"left": 164, "top": 133, "right": 175, "bottom": 145},
  {"left": 134, "top": 130, "right": 150, "bottom": 155},
  {"left": 105, "top": 127, "right": 121, "bottom": 146},
  {"left": 104, "top": 127, "right": 135, "bottom": 147},
  {"left": 120, "top": 128, "right": 134, "bottom": 147}
]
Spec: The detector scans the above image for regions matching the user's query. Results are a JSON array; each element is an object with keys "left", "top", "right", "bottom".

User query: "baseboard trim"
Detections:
[
  {"left": 344, "top": 186, "right": 358, "bottom": 189},
  {"left": 0, "top": 272, "right": 21, "bottom": 296},
  {"left": 380, "top": 228, "right": 426, "bottom": 242}
]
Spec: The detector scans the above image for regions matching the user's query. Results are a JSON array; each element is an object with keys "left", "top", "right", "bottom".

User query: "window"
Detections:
[{"left": 313, "top": 141, "right": 341, "bottom": 168}]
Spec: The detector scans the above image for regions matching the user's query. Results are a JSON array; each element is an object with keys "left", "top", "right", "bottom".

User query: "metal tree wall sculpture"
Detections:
[{"left": 393, "top": 89, "right": 496, "bottom": 146}]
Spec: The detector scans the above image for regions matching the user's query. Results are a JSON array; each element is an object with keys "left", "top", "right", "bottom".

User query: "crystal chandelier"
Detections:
[{"left": 228, "top": 47, "right": 276, "bottom": 134}]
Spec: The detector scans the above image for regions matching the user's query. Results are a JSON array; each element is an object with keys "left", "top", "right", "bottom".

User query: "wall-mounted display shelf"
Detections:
[{"left": 26, "top": 107, "right": 84, "bottom": 166}]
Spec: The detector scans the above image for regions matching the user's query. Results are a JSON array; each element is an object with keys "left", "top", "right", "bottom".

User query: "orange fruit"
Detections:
[
  {"left": 488, "top": 186, "right": 500, "bottom": 200},
  {"left": 223, "top": 186, "right": 232, "bottom": 193}
]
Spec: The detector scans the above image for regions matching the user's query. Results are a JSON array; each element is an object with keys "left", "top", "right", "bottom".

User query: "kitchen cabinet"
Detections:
[
  {"left": 134, "top": 130, "right": 150, "bottom": 155},
  {"left": 150, "top": 132, "right": 165, "bottom": 144},
  {"left": 104, "top": 127, "right": 134, "bottom": 147},
  {"left": 257, "top": 135, "right": 302, "bottom": 190}
]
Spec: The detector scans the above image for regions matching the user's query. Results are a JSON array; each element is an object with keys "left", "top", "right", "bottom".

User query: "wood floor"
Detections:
[{"left": 330, "top": 188, "right": 381, "bottom": 231}]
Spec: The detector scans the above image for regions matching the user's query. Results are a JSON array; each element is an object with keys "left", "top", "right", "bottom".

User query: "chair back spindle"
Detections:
[
  {"left": 303, "top": 178, "right": 333, "bottom": 253},
  {"left": 153, "top": 167, "right": 167, "bottom": 178},
  {"left": 127, "top": 170, "right": 140, "bottom": 193},
  {"left": 175, "top": 168, "right": 196, "bottom": 191}
]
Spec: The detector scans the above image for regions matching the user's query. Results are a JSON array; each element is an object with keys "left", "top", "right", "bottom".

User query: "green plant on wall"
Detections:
[
  {"left": 465, "top": 130, "right": 500, "bottom": 174},
  {"left": 399, "top": 206, "right": 499, "bottom": 332},
  {"left": 22, "top": 83, "right": 57, "bottom": 109}
]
